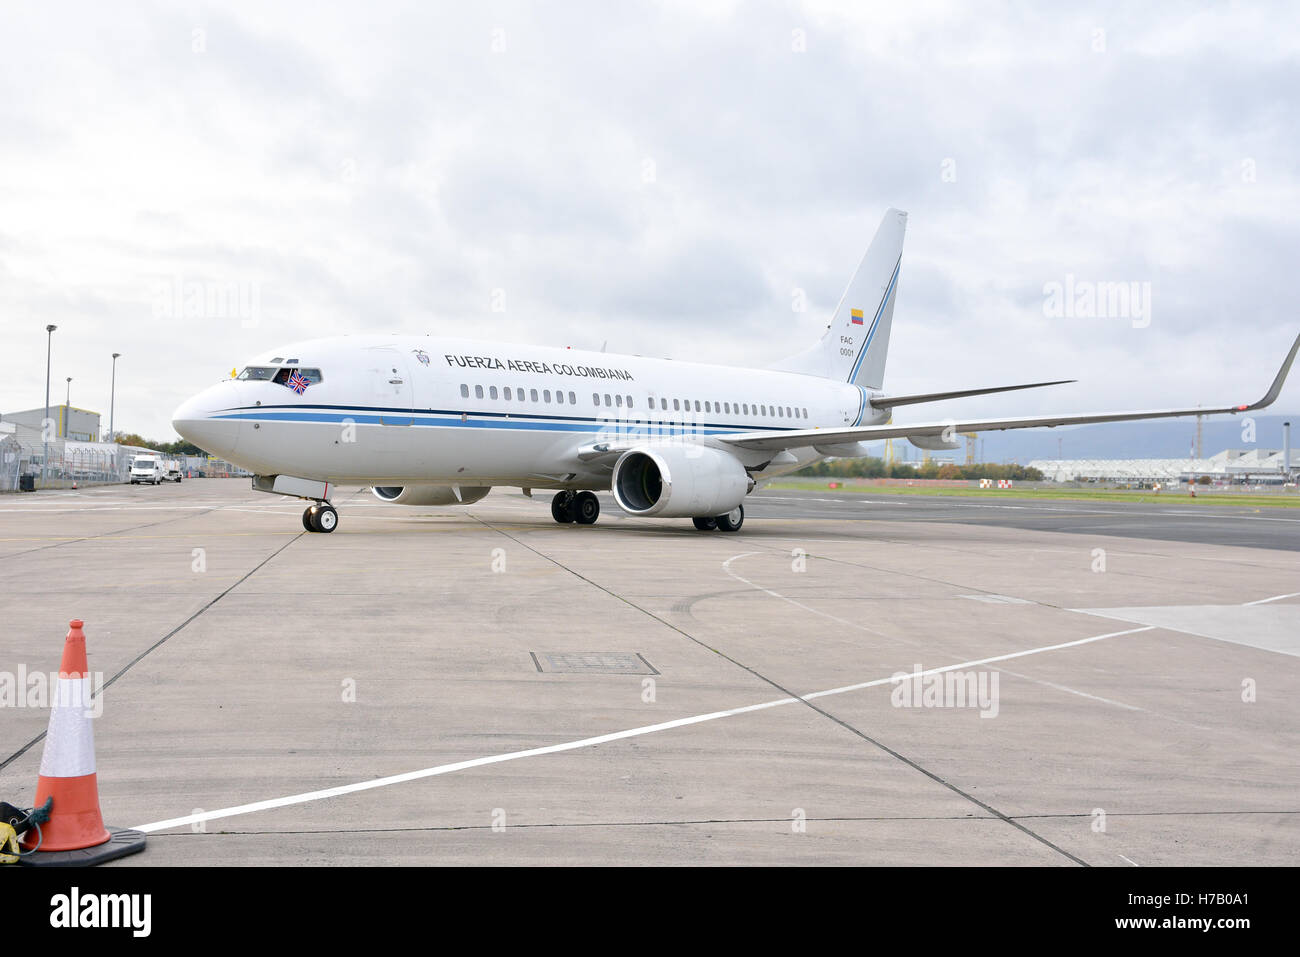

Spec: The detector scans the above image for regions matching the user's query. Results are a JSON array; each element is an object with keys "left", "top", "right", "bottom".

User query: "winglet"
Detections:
[{"left": 1245, "top": 332, "right": 1300, "bottom": 411}]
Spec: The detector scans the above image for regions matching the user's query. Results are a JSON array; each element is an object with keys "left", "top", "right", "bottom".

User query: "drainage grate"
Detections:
[{"left": 531, "top": 652, "right": 659, "bottom": 675}]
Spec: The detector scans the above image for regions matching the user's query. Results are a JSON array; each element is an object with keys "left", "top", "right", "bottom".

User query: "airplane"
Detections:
[{"left": 171, "top": 209, "right": 1300, "bottom": 534}]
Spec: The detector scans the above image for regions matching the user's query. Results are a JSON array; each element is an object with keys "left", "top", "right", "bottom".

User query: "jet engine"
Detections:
[
  {"left": 371, "top": 485, "right": 492, "bottom": 506},
  {"left": 611, "top": 446, "right": 752, "bottom": 518}
]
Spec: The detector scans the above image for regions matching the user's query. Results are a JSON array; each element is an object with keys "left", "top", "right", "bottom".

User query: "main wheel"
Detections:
[
  {"left": 551, "top": 491, "right": 576, "bottom": 524},
  {"left": 574, "top": 491, "right": 600, "bottom": 525},
  {"left": 692, "top": 516, "right": 718, "bottom": 531},
  {"left": 313, "top": 504, "right": 338, "bottom": 533},
  {"left": 716, "top": 504, "right": 744, "bottom": 532},
  {"left": 303, "top": 507, "right": 317, "bottom": 531}
]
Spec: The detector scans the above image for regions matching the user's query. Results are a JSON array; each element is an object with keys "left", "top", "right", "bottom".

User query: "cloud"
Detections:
[{"left": 0, "top": 0, "right": 1297, "bottom": 441}]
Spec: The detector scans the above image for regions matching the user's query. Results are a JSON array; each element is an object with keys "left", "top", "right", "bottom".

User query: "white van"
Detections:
[{"left": 129, "top": 455, "right": 165, "bottom": 485}]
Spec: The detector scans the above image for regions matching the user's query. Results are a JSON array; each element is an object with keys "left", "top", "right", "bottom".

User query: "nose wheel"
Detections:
[{"left": 303, "top": 503, "right": 338, "bottom": 533}]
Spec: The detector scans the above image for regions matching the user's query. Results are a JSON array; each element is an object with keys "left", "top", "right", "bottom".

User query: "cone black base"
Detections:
[{"left": 18, "top": 827, "right": 146, "bottom": 867}]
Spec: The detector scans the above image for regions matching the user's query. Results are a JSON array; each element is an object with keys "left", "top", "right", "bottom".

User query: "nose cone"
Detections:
[{"left": 172, "top": 382, "right": 242, "bottom": 458}]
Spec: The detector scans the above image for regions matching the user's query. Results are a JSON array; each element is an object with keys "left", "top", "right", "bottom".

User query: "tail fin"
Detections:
[{"left": 773, "top": 208, "right": 906, "bottom": 389}]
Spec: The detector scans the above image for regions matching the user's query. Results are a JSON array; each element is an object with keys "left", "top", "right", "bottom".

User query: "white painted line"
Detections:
[
  {"left": 1119, "top": 854, "right": 1140, "bottom": 867},
  {"left": 991, "top": 666, "right": 1211, "bottom": 731},
  {"left": 994, "top": 668, "right": 1142, "bottom": 712},
  {"left": 131, "top": 622, "right": 1158, "bottom": 834},
  {"left": 800, "top": 626, "right": 1155, "bottom": 702},
  {"left": 721, "top": 552, "right": 897, "bottom": 640},
  {"left": 1242, "top": 592, "right": 1300, "bottom": 606}
]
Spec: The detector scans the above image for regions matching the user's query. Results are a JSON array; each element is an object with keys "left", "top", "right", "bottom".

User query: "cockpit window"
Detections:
[
  {"left": 238, "top": 366, "right": 323, "bottom": 385},
  {"left": 272, "top": 368, "right": 323, "bottom": 386}
]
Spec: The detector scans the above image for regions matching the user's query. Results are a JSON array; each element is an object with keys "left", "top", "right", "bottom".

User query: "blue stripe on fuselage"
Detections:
[{"left": 209, "top": 407, "right": 798, "bottom": 438}]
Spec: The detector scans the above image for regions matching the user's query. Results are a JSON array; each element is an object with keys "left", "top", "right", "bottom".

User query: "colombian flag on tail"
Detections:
[{"left": 851, "top": 308, "right": 864, "bottom": 325}]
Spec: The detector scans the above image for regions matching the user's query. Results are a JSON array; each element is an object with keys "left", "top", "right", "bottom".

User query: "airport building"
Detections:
[
  {"left": 1028, "top": 448, "right": 1299, "bottom": 485},
  {"left": 2, "top": 404, "right": 101, "bottom": 441}
]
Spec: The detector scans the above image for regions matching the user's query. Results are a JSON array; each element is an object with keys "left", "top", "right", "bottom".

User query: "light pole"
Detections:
[
  {"left": 42, "top": 324, "right": 57, "bottom": 484},
  {"left": 65, "top": 377, "right": 72, "bottom": 436},
  {"left": 110, "top": 353, "right": 121, "bottom": 442}
]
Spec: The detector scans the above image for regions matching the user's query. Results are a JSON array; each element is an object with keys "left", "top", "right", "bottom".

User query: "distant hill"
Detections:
[{"left": 875, "top": 413, "right": 1298, "bottom": 465}]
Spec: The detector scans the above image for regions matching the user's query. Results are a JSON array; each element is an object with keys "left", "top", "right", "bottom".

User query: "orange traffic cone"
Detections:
[{"left": 19, "top": 619, "right": 146, "bottom": 866}]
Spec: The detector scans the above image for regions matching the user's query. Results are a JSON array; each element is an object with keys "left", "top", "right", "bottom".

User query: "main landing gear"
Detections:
[
  {"left": 303, "top": 503, "right": 338, "bottom": 533},
  {"left": 551, "top": 490, "right": 600, "bottom": 525},
  {"left": 693, "top": 504, "right": 744, "bottom": 533}
]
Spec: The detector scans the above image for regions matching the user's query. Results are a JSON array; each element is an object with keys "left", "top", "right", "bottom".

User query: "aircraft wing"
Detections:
[{"left": 722, "top": 332, "right": 1300, "bottom": 454}]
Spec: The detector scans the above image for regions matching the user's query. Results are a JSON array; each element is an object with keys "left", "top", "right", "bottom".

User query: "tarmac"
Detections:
[{"left": 0, "top": 479, "right": 1296, "bottom": 865}]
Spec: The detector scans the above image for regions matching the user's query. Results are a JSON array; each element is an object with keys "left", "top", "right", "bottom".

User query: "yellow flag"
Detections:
[{"left": 230, "top": 367, "right": 237, "bottom": 379}]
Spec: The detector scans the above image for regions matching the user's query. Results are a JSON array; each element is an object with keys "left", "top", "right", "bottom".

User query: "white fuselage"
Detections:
[{"left": 172, "top": 335, "right": 889, "bottom": 489}]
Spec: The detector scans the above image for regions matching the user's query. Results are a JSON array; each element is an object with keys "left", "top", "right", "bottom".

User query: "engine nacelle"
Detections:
[
  {"left": 611, "top": 446, "right": 751, "bottom": 518},
  {"left": 372, "top": 485, "right": 492, "bottom": 506}
]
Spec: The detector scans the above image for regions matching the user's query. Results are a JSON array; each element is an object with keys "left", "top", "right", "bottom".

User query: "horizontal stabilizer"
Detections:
[{"left": 870, "top": 379, "right": 1076, "bottom": 409}]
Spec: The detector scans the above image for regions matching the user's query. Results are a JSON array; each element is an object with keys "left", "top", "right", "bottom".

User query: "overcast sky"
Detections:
[{"left": 2, "top": 1, "right": 1297, "bottom": 441}]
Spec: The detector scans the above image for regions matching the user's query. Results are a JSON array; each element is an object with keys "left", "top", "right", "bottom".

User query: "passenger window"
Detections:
[
  {"left": 615, "top": 394, "right": 623, "bottom": 408},
  {"left": 460, "top": 384, "right": 469, "bottom": 398},
  {"left": 490, "top": 386, "right": 498, "bottom": 400},
  {"left": 673, "top": 399, "right": 680, "bottom": 411},
  {"left": 568, "top": 392, "right": 576, "bottom": 404},
  {"left": 532, "top": 389, "right": 540, "bottom": 402},
  {"left": 604, "top": 393, "right": 612, "bottom": 406},
  {"left": 704, "top": 401, "right": 711, "bottom": 413},
  {"left": 626, "top": 396, "right": 633, "bottom": 409},
  {"left": 503, "top": 387, "right": 512, "bottom": 401},
  {"left": 555, "top": 391, "right": 563, "bottom": 404},
  {"left": 694, "top": 400, "right": 701, "bottom": 412},
  {"left": 475, "top": 385, "right": 484, "bottom": 399}
]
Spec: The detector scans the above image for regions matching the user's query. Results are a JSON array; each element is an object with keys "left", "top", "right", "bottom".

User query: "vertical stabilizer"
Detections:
[{"left": 773, "top": 208, "right": 906, "bottom": 389}]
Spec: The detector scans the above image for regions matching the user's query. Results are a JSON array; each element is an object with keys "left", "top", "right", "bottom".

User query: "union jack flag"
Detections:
[{"left": 287, "top": 370, "right": 309, "bottom": 394}]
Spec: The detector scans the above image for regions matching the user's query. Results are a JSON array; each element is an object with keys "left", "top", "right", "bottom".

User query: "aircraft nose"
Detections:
[{"left": 172, "top": 382, "right": 242, "bottom": 457}]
